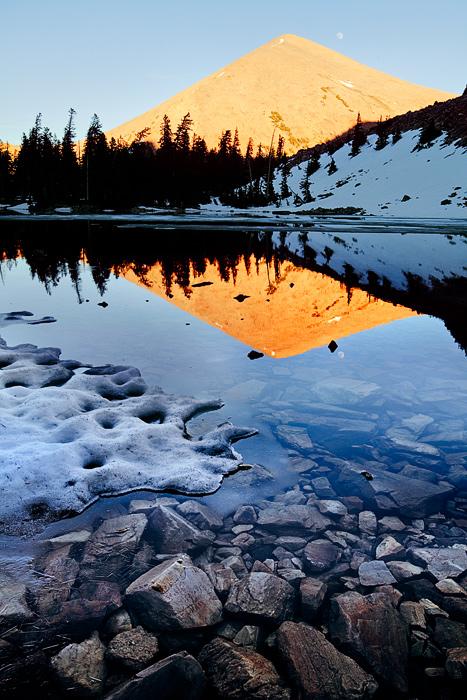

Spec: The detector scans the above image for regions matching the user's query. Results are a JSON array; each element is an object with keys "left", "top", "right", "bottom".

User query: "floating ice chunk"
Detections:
[{"left": 0, "top": 336, "right": 257, "bottom": 534}]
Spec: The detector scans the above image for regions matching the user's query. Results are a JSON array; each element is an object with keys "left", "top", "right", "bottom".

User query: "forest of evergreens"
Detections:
[{"left": 0, "top": 110, "right": 286, "bottom": 210}]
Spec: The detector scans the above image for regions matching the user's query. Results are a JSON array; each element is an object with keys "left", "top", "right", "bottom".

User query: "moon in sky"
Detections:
[{"left": 336, "top": 32, "right": 344, "bottom": 40}]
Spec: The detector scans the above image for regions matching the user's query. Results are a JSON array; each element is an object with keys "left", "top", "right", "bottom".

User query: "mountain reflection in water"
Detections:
[{"left": 1, "top": 222, "right": 465, "bottom": 354}]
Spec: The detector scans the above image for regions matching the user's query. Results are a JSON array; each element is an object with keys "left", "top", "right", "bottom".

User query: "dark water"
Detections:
[{"left": 0, "top": 220, "right": 466, "bottom": 540}]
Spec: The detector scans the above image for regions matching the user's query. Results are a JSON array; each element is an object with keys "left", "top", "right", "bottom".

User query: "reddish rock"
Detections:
[
  {"left": 329, "top": 590, "right": 409, "bottom": 695},
  {"left": 300, "top": 578, "right": 328, "bottom": 621},
  {"left": 198, "top": 637, "right": 290, "bottom": 700},
  {"left": 277, "top": 621, "right": 377, "bottom": 700}
]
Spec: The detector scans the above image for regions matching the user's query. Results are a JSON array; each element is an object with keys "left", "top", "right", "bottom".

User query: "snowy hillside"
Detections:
[{"left": 275, "top": 131, "right": 467, "bottom": 218}]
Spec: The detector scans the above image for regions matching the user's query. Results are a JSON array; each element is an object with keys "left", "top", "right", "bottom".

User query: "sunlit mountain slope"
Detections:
[{"left": 104, "top": 34, "right": 455, "bottom": 154}]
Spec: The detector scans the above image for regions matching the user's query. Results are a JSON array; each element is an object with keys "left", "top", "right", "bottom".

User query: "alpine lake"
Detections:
[{"left": 0, "top": 214, "right": 467, "bottom": 700}]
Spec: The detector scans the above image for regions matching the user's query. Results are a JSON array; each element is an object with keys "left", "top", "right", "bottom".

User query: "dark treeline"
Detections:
[
  {"left": 0, "top": 222, "right": 282, "bottom": 299},
  {"left": 0, "top": 111, "right": 286, "bottom": 209}
]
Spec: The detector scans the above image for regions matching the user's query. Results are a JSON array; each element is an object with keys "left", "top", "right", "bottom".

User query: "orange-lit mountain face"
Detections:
[
  {"left": 120, "top": 257, "right": 419, "bottom": 358},
  {"left": 105, "top": 34, "right": 455, "bottom": 155}
]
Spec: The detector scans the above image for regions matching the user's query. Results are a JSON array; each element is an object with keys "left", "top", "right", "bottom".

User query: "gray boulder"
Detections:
[
  {"left": 225, "top": 572, "right": 295, "bottom": 626},
  {"left": 50, "top": 631, "right": 106, "bottom": 697},
  {"left": 198, "top": 637, "right": 291, "bottom": 700},
  {"left": 433, "top": 617, "right": 467, "bottom": 651},
  {"left": 409, "top": 547, "right": 467, "bottom": 581},
  {"left": 277, "top": 621, "right": 378, "bottom": 700},
  {"left": 300, "top": 578, "right": 328, "bottom": 621},
  {"left": 274, "top": 425, "right": 313, "bottom": 453},
  {"left": 303, "top": 541, "right": 340, "bottom": 573},
  {"left": 176, "top": 500, "right": 223, "bottom": 531},
  {"left": 0, "top": 571, "right": 34, "bottom": 627},
  {"left": 148, "top": 505, "right": 215, "bottom": 553},
  {"left": 257, "top": 504, "right": 331, "bottom": 536},
  {"left": 375, "top": 536, "right": 405, "bottom": 562},
  {"left": 445, "top": 647, "right": 467, "bottom": 680},
  {"left": 358, "top": 561, "right": 397, "bottom": 587},
  {"left": 79, "top": 514, "right": 148, "bottom": 584},
  {"left": 203, "top": 563, "right": 238, "bottom": 600},
  {"left": 125, "top": 554, "right": 223, "bottom": 631}
]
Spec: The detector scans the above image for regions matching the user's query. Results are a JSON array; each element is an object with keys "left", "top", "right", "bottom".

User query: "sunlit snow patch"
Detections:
[{"left": 0, "top": 320, "right": 257, "bottom": 535}]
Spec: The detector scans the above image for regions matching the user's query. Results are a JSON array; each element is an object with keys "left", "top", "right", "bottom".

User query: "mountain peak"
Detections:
[{"left": 105, "top": 36, "right": 456, "bottom": 154}]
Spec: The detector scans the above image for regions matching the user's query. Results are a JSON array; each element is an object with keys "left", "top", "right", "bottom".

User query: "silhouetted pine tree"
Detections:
[
  {"left": 299, "top": 167, "right": 312, "bottom": 203},
  {"left": 0, "top": 142, "right": 14, "bottom": 202},
  {"left": 83, "top": 114, "right": 110, "bottom": 204},
  {"left": 174, "top": 113, "right": 193, "bottom": 153},
  {"left": 306, "top": 153, "right": 320, "bottom": 176},
  {"left": 414, "top": 118, "right": 443, "bottom": 150},
  {"left": 350, "top": 112, "right": 367, "bottom": 157},
  {"left": 280, "top": 167, "right": 291, "bottom": 200},
  {"left": 327, "top": 156, "right": 337, "bottom": 175},
  {"left": 392, "top": 125, "right": 402, "bottom": 144},
  {"left": 60, "top": 108, "right": 80, "bottom": 202},
  {"left": 374, "top": 116, "right": 389, "bottom": 151}
]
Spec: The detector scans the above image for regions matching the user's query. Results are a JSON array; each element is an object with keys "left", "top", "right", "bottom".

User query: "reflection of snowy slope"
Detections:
[
  {"left": 272, "top": 231, "right": 467, "bottom": 290},
  {"left": 275, "top": 131, "right": 467, "bottom": 218}
]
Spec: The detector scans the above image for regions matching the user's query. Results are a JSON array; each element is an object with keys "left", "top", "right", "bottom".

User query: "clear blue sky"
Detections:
[{"left": 1, "top": 0, "right": 465, "bottom": 145}]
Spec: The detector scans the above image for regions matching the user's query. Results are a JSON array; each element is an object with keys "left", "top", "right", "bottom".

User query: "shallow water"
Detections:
[{"left": 0, "top": 220, "right": 466, "bottom": 551}]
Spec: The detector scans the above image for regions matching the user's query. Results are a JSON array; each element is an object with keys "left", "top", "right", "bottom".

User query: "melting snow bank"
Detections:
[{"left": 0, "top": 320, "right": 257, "bottom": 536}]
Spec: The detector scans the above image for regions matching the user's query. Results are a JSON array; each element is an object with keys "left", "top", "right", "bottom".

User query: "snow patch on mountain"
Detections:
[{"left": 275, "top": 131, "right": 467, "bottom": 218}]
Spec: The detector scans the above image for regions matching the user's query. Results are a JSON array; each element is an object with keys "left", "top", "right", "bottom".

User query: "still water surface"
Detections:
[{"left": 0, "top": 220, "right": 466, "bottom": 542}]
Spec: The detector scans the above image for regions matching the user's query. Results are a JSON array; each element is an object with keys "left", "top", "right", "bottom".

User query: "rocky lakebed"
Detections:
[
  {"left": 1, "top": 454, "right": 467, "bottom": 699},
  {"left": 1, "top": 309, "right": 467, "bottom": 699}
]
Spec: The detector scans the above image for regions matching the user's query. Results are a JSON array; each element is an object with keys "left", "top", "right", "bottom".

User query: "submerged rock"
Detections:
[
  {"left": 257, "top": 504, "right": 331, "bottom": 536},
  {"left": 409, "top": 547, "right": 467, "bottom": 581},
  {"left": 333, "top": 462, "right": 453, "bottom": 518},
  {"left": 148, "top": 505, "right": 215, "bottom": 553},
  {"left": 0, "top": 571, "right": 34, "bottom": 627}
]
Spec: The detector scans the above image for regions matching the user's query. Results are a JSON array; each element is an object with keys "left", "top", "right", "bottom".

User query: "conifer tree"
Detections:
[
  {"left": 392, "top": 125, "right": 402, "bottom": 144},
  {"left": 218, "top": 130, "right": 232, "bottom": 159},
  {"left": 0, "top": 142, "right": 13, "bottom": 201},
  {"left": 279, "top": 166, "right": 291, "bottom": 200},
  {"left": 350, "top": 112, "right": 367, "bottom": 157},
  {"left": 83, "top": 114, "right": 109, "bottom": 204},
  {"left": 174, "top": 113, "right": 193, "bottom": 152},
  {"left": 327, "top": 156, "right": 338, "bottom": 175},
  {"left": 61, "top": 108, "right": 80, "bottom": 202},
  {"left": 158, "top": 115, "right": 173, "bottom": 152},
  {"left": 374, "top": 116, "right": 389, "bottom": 150},
  {"left": 415, "top": 118, "right": 443, "bottom": 149}
]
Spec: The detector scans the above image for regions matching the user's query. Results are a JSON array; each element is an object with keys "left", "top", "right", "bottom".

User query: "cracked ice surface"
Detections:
[{"left": 0, "top": 317, "right": 256, "bottom": 535}]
